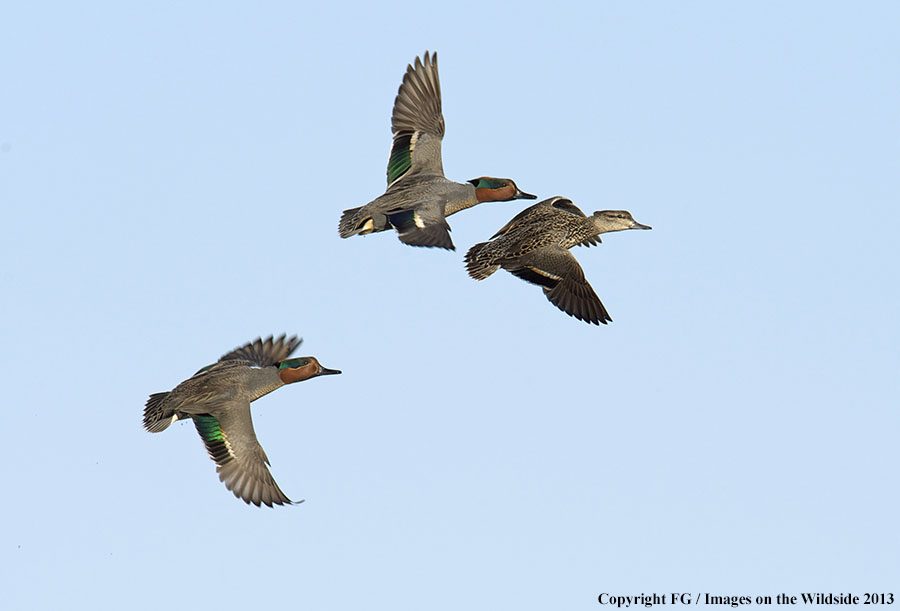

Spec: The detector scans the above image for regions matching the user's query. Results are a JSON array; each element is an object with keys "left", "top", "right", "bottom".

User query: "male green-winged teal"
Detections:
[
  {"left": 338, "top": 51, "right": 536, "bottom": 251},
  {"left": 465, "top": 196, "right": 651, "bottom": 325},
  {"left": 143, "top": 334, "right": 340, "bottom": 507}
]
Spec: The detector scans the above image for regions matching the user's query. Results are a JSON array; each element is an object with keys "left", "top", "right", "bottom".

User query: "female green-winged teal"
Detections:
[
  {"left": 143, "top": 334, "right": 341, "bottom": 507},
  {"left": 338, "top": 52, "right": 536, "bottom": 251},
  {"left": 465, "top": 196, "right": 651, "bottom": 325}
]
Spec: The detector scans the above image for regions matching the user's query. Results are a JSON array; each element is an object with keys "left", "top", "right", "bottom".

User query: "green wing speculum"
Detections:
[{"left": 386, "top": 52, "right": 445, "bottom": 186}]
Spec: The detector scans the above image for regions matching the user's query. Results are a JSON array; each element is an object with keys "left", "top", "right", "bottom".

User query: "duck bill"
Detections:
[
  {"left": 317, "top": 366, "right": 342, "bottom": 376},
  {"left": 631, "top": 221, "right": 652, "bottom": 230},
  {"left": 515, "top": 189, "right": 538, "bottom": 200}
]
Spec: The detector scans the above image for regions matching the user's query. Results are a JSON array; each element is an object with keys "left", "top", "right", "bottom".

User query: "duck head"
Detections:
[
  {"left": 468, "top": 177, "right": 537, "bottom": 202},
  {"left": 592, "top": 210, "right": 652, "bottom": 233},
  {"left": 277, "top": 357, "right": 342, "bottom": 384}
]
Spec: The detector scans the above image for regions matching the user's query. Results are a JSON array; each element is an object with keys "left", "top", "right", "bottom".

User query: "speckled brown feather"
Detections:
[{"left": 465, "top": 197, "right": 650, "bottom": 325}]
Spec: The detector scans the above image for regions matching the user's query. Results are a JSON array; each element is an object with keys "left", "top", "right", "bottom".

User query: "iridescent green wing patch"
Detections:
[
  {"left": 386, "top": 209, "right": 417, "bottom": 230},
  {"left": 387, "top": 132, "right": 414, "bottom": 185},
  {"left": 194, "top": 415, "right": 232, "bottom": 467}
]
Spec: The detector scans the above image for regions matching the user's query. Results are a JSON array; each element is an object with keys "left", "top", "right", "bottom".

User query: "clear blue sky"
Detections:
[{"left": 2, "top": 1, "right": 897, "bottom": 609}]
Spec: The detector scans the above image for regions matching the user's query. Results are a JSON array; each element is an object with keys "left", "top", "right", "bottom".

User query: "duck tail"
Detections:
[
  {"left": 464, "top": 241, "right": 500, "bottom": 280},
  {"left": 143, "top": 392, "right": 178, "bottom": 433},
  {"left": 339, "top": 206, "right": 387, "bottom": 238},
  {"left": 338, "top": 207, "right": 365, "bottom": 238}
]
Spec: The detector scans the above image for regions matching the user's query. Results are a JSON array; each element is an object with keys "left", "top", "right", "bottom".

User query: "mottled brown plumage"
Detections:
[{"left": 465, "top": 197, "right": 651, "bottom": 325}]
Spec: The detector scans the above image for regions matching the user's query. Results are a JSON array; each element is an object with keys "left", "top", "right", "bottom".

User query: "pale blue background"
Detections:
[{"left": 2, "top": 1, "right": 897, "bottom": 609}]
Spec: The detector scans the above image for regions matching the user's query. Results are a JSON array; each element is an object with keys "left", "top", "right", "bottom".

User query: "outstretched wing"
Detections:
[
  {"left": 508, "top": 246, "right": 611, "bottom": 325},
  {"left": 387, "top": 52, "right": 445, "bottom": 186},
  {"left": 194, "top": 407, "right": 295, "bottom": 507},
  {"left": 386, "top": 196, "right": 455, "bottom": 250},
  {"left": 217, "top": 335, "right": 302, "bottom": 368}
]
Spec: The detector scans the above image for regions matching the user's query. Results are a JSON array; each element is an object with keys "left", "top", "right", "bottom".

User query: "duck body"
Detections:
[
  {"left": 340, "top": 174, "right": 475, "bottom": 249},
  {"left": 465, "top": 197, "right": 651, "bottom": 325},
  {"left": 143, "top": 335, "right": 341, "bottom": 507},
  {"left": 338, "top": 52, "right": 535, "bottom": 250}
]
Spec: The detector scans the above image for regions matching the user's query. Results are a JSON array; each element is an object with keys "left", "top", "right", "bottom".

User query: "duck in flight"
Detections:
[
  {"left": 339, "top": 52, "right": 535, "bottom": 251},
  {"left": 465, "top": 197, "right": 650, "bottom": 325},
  {"left": 143, "top": 334, "right": 341, "bottom": 507}
]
